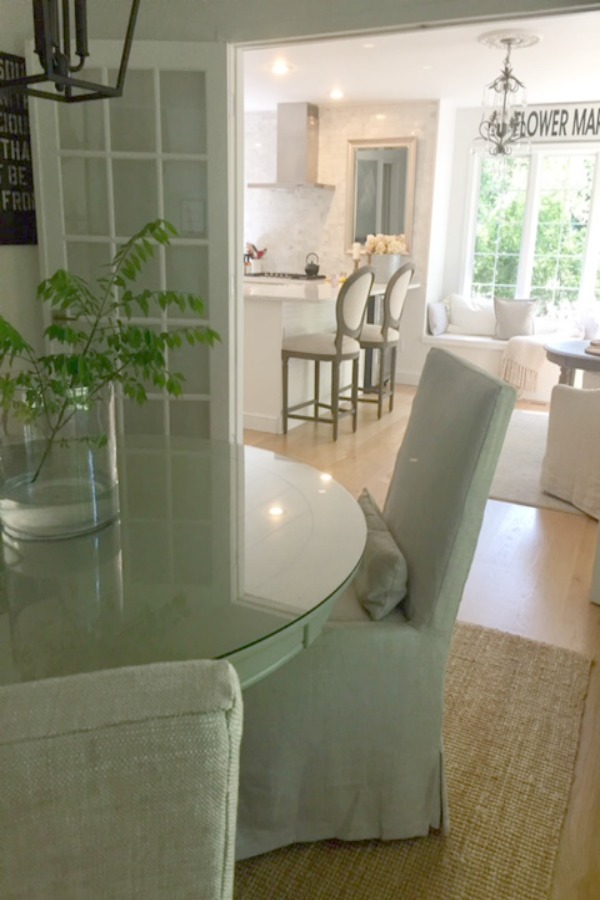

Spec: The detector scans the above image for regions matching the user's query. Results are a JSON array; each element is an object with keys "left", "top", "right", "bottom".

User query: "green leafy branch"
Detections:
[{"left": 0, "top": 219, "right": 220, "bottom": 482}]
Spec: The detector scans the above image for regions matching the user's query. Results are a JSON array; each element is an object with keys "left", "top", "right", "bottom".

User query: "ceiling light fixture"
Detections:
[
  {"left": 477, "top": 30, "right": 540, "bottom": 156},
  {"left": 330, "top": 88, "right": 344, "bottom": 100},
  {"left": 0, "top": 0, "right": 141, "bottom": 103},
  {"left": 271, "top": 59, "right": 292, "bottom": 76}
]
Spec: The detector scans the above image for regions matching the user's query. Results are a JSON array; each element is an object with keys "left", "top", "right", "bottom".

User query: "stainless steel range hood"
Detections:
[{"left": 248, "top": 102, "right": 335, "bottom": 191}]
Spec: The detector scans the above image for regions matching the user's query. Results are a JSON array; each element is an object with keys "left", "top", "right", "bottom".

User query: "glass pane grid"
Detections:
[
  {"left": 469, "top": 152, "right": 599, "bottom": 310},
  {"left": 55, "top": 61, "right": 213, "bottom": 442},
  {"left": 470, "top": 157, "right": 528, "bottom": 298},
  {"left": 531, "top": 153, "right": 594, "bottom": 310}
]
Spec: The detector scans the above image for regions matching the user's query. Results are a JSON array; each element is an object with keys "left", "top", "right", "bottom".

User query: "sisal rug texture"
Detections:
[
  {"left": 235, "top": 622, "right": 591, "bottom": 900},
  {"left": 489, "top": 409, "right": 583, "bottom": 515}
]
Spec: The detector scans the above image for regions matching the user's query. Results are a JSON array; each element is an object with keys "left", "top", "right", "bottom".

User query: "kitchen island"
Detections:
[{"left": 244, "top": 277, "right": 386, "bottom": 434}]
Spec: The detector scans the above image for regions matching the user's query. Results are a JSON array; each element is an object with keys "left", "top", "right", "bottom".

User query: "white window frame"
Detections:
[{"left": 461, "top": 141, "right": 600, "bottom": 305}]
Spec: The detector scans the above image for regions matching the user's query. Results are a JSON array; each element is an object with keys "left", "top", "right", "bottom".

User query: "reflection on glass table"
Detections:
[{"left": 0, "top": 438, "right": 366, "bottom": 689}]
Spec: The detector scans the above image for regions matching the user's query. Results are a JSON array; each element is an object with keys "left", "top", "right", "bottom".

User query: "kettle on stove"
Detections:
[{"left": 304, "top": 253, "right": 320, "bottom": 278}]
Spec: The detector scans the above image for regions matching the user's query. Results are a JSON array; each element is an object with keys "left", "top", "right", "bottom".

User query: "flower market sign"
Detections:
[
  {"left": 0, "top": 53, "right": 37, "bottom": 245},
  {"left": 518, "top": 102, "right": 600, "bottom": 143}
]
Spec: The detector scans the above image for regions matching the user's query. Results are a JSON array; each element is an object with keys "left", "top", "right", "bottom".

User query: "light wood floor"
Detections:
[{"left": 245, "top": 387, "right": 600, "bottom": 900}]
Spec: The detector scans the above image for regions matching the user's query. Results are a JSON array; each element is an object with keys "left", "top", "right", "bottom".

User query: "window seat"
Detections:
[
  {"left": 420, "top": 332, "right": 559, "bottom": 403},
  {"left": 422, "top": 333, "right": 507, "bottom": 352}
]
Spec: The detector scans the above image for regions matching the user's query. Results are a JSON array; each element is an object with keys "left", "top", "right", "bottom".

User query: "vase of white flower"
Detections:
[{"left": 364, "top": 233, "right": 409, "bottom": 284}]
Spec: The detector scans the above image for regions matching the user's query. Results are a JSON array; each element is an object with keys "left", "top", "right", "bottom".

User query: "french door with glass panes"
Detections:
[{"left": 30, "top": 40, "right": 236, "bottom": 441}]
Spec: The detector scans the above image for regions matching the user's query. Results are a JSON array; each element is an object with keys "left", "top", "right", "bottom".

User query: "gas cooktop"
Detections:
[{"left": 246, "top": 272, "right": 326, "bottom": 280}]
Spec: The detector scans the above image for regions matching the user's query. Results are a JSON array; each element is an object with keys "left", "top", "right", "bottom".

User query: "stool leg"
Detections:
[
  {"left": 332, "top": 361, "right": 340, "bottom": 441},
  {"left": 377, "top": 347, "right": 385, "bottom": 419},
  {"left": 352, "top": 357, "right": 359, "bottom": 432},
  {"left": 282, "top": 354, "right": 289, "bottom": 434},
  {"left": 389, "top": 345, "right": 398, "bottom": 412},
  {"left": 314, "top": 361, "right": 320, "bottom": 418}
]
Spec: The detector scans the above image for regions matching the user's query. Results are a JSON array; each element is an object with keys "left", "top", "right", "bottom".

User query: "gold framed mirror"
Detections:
[{"left": 346, "top": 137, "right": 417, "bottom": 253}]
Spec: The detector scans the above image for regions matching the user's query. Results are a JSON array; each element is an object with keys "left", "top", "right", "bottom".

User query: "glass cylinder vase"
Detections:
[{"left": 0, "top": 386, "right": 119, "bottom": 540}]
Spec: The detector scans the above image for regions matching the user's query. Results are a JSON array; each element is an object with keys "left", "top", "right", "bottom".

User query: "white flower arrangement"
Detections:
[{"left": 364, "top": 233, "right": 408, "bottom": 256}]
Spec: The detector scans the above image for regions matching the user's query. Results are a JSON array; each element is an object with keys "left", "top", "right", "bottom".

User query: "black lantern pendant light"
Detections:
[{"left": 0, "top": 0, "right": 141, "bottom": 102}]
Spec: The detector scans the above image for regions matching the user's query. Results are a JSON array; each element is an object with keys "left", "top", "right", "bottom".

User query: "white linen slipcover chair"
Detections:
[
  {"left": 540, "top": 384, "right": 600, "bottom": 519},
  {"left": 358, "top": 261, "right": 414, "bottom": 417},
  {"left": 0, "top": 660, "right": 243, "bottom": 900},
  {"left": 236, "top": 348, "right": 515, "bottom": 859},
  {"left": 282, "top": 266, "right": 374, "bottom": 441}
]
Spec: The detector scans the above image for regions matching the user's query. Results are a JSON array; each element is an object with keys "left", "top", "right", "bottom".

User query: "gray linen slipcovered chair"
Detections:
[
  {"left": 282, "top": 266, "right": 374, "bottom": 440},
  {"left": 236, "top": 348, "right": 515, "bottom": 859},
  {"left": 0, "top": 659, "right": 243, "bottom": 900},
  {"left": 357, "top": 261, "right": 414, "bottom": 418}
]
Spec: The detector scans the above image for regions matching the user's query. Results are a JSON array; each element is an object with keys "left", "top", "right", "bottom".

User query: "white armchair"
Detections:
[
  {"left": 541, "top": 384, "right": 600, "bottom": 519},
  {"left": 236, "top": 348, "right": 515, "bottom": 859},
  {"left": 0, "top": 660, "right": 243, "bottom": 899}
]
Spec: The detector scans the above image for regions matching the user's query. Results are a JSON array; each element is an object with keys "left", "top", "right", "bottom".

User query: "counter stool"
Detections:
[
  {"left": 357, "top": 262, "right": 414, "bottom": 418},
  {"left": 282, "top": 266, "right": 374, "bottom": 441}
]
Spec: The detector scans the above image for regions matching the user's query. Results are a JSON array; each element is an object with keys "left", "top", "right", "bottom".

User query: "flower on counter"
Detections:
[
  {"left": 246, "top": 242, "right": 267, "bottom": 259},
  {"left": 364, "top": 233, "right": 408, "bottom": 256}
]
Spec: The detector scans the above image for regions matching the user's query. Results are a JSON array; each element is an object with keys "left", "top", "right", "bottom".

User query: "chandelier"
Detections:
[
  {"left": 477, "top": 30, "right": 539, "bottom": 156},
  {"left": 0, "top": 0, "right": 141, "bottom": 103}
]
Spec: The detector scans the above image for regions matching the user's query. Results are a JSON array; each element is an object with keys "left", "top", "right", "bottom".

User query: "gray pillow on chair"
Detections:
[{"left": 355, "top": 488, "right": 408, "bottom": 620}]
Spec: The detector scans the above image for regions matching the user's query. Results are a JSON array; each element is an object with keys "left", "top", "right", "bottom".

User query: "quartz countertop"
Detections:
[{"left": 243, "top": 277, "right": 387, "bottom": 303}]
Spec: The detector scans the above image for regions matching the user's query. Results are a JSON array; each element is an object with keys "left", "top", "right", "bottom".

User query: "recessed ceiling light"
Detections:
[
  {"left": 268, "top": 505, "right": 285, "bottom": 517},
  {"left": 375, "top": 114, "right": 386, "bottom": 120},
  {"left": 362, "top": 42, "right": 375, "bottom": 49},
  {"left": 271, "top": 59, "right": 293, "bottom": 76},
  {"left": 330, "top": 88, "right": 344, "bottom": 100}
]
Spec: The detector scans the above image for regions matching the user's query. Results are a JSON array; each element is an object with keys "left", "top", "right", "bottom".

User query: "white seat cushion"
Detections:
[
  {"left": 359, "top": 324, "right": 400, "bottom": 344},
  {"left": 282, "top": 332, "right": 360, "bottom": 357}
]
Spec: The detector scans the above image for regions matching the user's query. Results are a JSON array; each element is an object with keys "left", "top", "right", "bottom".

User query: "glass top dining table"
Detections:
[{"left": 0, "top": 437, "right": 367, "bottom": 689}]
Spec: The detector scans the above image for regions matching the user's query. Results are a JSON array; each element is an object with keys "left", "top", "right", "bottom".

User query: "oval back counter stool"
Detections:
[
  {"left": 0, "top": 660, "right": 243, "bottom": 900},
  {"left": 237, "top": 349, "right": 516, "bottom": 859},
  {"left": 282, "top": 266, "right": 374, "bottom": 441},
  {"left": 358, "top": 261, "right": 415, "bottom": 418}
]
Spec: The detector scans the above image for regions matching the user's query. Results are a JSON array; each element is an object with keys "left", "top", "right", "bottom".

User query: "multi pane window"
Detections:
[
  {"left": 471, "top": 158, "right": 528, "bottom": 300},
  {"left": 467, "top": 148, "right": 600, "bottom": 314}
]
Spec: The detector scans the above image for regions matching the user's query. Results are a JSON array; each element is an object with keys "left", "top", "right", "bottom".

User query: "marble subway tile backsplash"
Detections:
[{"left": 244, "top": 102, "right": 438, "bottom": 281}]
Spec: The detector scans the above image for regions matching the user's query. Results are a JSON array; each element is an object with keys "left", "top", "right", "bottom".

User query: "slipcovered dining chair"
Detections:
[
  {"left": 0, "top": 659, "right": 243, "bottom": 900},
  {"left": 282, "top": 266, "right": 374, "bottom": 440},
  {"left": 357, "top": 261, "right": 414, "bottom": 417},
  {"left": 540, "top": 384, "right": 600, "bottom": 519},
  {"left": 237, "top": 348, "right": 515, "bottom": 859}
]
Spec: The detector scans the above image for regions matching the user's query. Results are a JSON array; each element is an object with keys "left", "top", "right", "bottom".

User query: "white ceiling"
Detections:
[{"left": 243, "top": 11, "right": 600, "bottom": 111}]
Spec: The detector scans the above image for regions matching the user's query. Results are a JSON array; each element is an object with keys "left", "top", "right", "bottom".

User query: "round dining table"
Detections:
[
  {"left": 544, "top": 338, "right": 600, "bottom": 385},
  {"left": 0, "top": 437, "right": 366, "bottom": 689}
]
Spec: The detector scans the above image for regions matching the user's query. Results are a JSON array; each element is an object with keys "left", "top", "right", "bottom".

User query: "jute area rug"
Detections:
[
  {"left": 489, "top": 409, "right": 584, "bottom": 516},
  {"left": 235, "top": 622, "right": 591, "bottom": 900}
]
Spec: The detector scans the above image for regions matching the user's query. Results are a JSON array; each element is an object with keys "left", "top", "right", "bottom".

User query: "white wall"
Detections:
[
  {"left": 82, "top": 1, "right": 598, "bottom": 44},
  {"left": 440, "top": 107, "right": 483, "bottom": 300}
]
